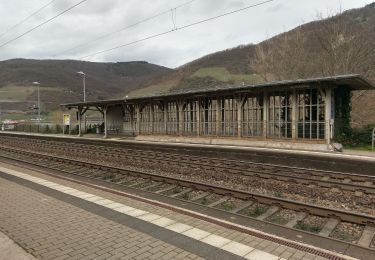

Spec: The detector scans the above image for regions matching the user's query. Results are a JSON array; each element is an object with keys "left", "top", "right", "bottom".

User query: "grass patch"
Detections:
[
  {"left": 128, "top": 77, "right": 180, "bottom": 97},
  {"left": 344, "top": 145, "right": 375, "bottom": 152},
  {"left": 191, "top": 67, "right": 263, "bottom": 84},
  {"left": 218, "top": 201, "right": 236, "bottom": 211},
  {"left": 0, "top": 85, "right": 61, "bottom": 101},
  {"left": 101, "top": 173, "right": 116, "bottom": 181},
  {"left": 295, "top": 222, "right": 322, "bottom": 233},
  {"left": 239, "top": 203, "right": 268, "bottom": 217}
]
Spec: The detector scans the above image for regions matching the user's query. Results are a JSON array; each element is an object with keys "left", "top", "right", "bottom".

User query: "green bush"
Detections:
[
  {"left": 86, "top": 124, "right": 98, "bottom": 134},
  {"left": 336, "top": 125, "right": 375, "bottom": 148},
  {"left": 55, "top": 124, "right": 62, "bottom": 134},
  {"left": 44, "top": 125, "right": 51, "bottom": 134},
  {"left": 70, "top": 125, "right": 79, "bottom": 135}
]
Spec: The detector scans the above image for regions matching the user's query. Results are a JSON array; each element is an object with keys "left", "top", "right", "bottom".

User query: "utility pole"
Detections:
[
  {"left": 77, "top": 71, "right": 86, "bottom": 102},
  {"left": 77, "top": 71, "right": 87, "bottom": 132}
]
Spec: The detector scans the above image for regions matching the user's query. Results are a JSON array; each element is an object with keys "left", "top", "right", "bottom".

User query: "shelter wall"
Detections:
[
  {"left": 116, "top": 85, "right": 332, "bottom": 143},
  {"left": 106, "top": 106, "right": 123, "bottom": 132}
]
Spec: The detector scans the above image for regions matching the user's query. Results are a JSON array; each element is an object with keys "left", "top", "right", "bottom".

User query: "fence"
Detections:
[{"left": 8, "top": 123, "right": 75, "bottom": 135}]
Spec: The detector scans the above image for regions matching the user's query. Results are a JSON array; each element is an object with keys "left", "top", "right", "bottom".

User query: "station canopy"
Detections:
[{"left": 62, "top": 74, "right": 375, "bottom": 109}]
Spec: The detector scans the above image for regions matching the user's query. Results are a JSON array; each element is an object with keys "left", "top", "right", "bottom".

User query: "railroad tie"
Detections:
[
  {"left": 208, "top": 196, "right": 229, "bottom": 207},
  {"left": 318, "top": 218, "right": 340, "bottom": 237},
  {"left": 170, "top": 188, "right": 192, "bottom": 198},
  {"left": 285, "top": 212, "right": 307, "bottom": 228},
  {"left": 230, "top": 200, "right": 254, "bottom": 214},
  {"left": 190, "top": 192, "right": 210, "bottom": 202},
  {"left": 127, "top": 180, "right": 149, "bottom": 188},
  {"left": 256, "top": 206, "right": 280, "bottom": 221},
  {"left": 155, "top": 185, "right": 176, "bottom": 194},
  {"left": 143, "top": 182, "right": 163, "bottom": 190},
  {"left": 357, "top": 225, "right": 375, "bottom": 247}
]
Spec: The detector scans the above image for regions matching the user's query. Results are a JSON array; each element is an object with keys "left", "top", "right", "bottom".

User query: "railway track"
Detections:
[
  {"left": 1, "top": 136, "right": 375, "bottom": 196},
  {"left": 1, "top": 145, "right": 375, "bottom": 255}
]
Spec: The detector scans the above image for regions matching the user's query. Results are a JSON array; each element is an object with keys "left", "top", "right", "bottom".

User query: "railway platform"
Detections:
[{"left": 0, "top": 161, "right": 353, "bottom": 260}]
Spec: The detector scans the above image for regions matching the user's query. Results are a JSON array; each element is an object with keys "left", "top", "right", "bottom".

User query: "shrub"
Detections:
[
  {"left": 339, "top": 125, "right": 375, "bottom": 148},
  {"left": 44, "top": 125, "right": 51, "bottom": 133},
  {"left": 55, "top": 124, "right": 62, "bottom": 134}
]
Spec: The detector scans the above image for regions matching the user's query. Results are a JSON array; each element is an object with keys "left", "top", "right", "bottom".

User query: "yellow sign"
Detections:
[{"left": 63, "top": 114, "right": 70, "bottom": 126}]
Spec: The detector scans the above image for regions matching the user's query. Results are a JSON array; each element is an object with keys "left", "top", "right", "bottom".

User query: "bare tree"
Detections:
[
  {"left": 251, "top": 27, "right": 310, "bottom": 81},
  {"left": 251, "top": 9, "right": 375, "bottom": 81},
  {"left": 314, "top": 10, "right": 375, "bottom": 78}
]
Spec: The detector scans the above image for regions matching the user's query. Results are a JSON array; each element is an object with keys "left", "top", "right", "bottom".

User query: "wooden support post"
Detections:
[
  {"left": 263, "top": 92, "right": 268, "bottom": 138},
  {"left": 216, "top": 98, "right": 221, "bottom": 136},
  {"left": 237, "top": 95, "right": 246, "bottom": 138},
  {"left": 178, "top": 101, "right": 184, "bottom": 135},
  {"left": 103, "top": 106, "right": 108, "bottom": 139},
  {"left": 150, "top": 103, "right": 154, "bottom": 134},
  {"left": 135, "top": 104, "right": 140, "bottom": 135},
  {"left": 197, "top": 98, "right": 201, "bottom": 136},
  {"left": 291, "top": 89, "right": 297, "bottom": 139},
  {"left": 325, "top": 87, "right": 333, "bottom": 145},
  {"left": 78, "top": 107, "right": 82, "bottom": 137},
  {"left": 124, "top": 104, "right": 135, "bottom": 136},
  {"left": 164, "top": 102, "right": 168, "bottom": 134}
]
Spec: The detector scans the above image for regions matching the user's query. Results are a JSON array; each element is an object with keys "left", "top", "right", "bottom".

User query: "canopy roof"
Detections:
[{"left": 62, "top": 74, "right": 375, "bottom": 108}]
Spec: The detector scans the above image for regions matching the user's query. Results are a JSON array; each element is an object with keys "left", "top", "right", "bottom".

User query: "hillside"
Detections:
[
  {"left": 0, "top": 59, "right": 172, "bottom": 118},
  {"left": 130, "top": 3, "right": 375, "bottom": 126}
]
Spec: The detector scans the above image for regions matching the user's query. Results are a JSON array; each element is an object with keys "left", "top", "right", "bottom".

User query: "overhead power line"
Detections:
[
  {"left": 0, "top": 0, "right": 58, "bottom": 39},
  {"left": 80, "top": 0, "right": 276, "bottom": 60},
  {"left": 56, "top": 0, "right": 196, "bottom": 56},
  {"left": 0, "top": 0, "right": 89, "bottom": 49}
]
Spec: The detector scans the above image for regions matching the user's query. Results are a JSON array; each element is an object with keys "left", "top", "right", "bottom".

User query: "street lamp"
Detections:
[
  {"left": 77, "top": 71, "right": 86, "bottom": 133},
  {"left": 32, "top": 81, "right": 41, "bottom": 121},
  {"left": 76, "top": 71, "right": 86, "bottom": 102}
]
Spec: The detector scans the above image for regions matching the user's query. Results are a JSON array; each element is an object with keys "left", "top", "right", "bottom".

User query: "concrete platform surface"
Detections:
[
  {"left": 0, "top": 161, "right": 355, "bottom": 260},
  {"left": 343, "top": 149, "right": 375, "bottom": 157}
]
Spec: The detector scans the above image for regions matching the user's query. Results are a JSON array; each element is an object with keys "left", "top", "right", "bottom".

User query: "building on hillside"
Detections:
[{"left": 62, "top": 74, "right": 375, "bottom": 151}]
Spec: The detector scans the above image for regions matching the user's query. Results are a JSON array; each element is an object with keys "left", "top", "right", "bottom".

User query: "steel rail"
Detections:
[
  {"left": 1, "top": 138, "right": 374, "bottom": 195},
  {"left": 1, "top": 146, "right": 374, "bottom": 226},
  {"left": 2, "top": 134, "right": 374, "bottom": 180}
]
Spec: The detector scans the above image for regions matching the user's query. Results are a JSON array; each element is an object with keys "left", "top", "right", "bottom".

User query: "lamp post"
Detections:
[
  {"left": 32, "top": 81, "right": 41, "bottom": 121},
  {"left": 77, "top": 71, "right": 86, "bottom": 102},
  {"left": 77, "top": 71, "right": 86, "bottom": 133}
]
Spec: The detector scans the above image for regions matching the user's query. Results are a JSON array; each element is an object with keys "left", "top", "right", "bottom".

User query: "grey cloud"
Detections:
[
  {"left": 266, "top": 3, "right": 284, "bottom": 12},
  {"left": 0, "top": 0, "right": 373, "bottom": 68}
]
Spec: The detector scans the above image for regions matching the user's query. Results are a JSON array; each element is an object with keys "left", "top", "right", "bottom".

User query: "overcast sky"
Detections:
[{"left": 0, "top": 0, "right": 373, "bottom": 68}]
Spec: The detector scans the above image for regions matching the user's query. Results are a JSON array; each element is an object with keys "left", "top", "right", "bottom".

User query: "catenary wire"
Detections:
[
  {"left": 79, "top": 0, "right": 276, "bottom": 60},
  {"left": 55, "top": 0, "right": 196, "bottom": 56},
  {"left": 0, "top": 0, "right": 59, "bottom": 39},
  {"left": 0, "top": 0, "right": 89, "bottom": 49}
]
